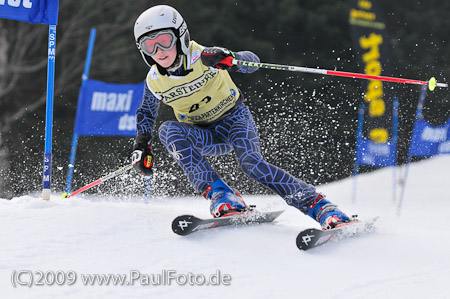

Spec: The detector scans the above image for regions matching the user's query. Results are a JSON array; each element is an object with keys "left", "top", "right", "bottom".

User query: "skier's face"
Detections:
[{"left": 151, "top": 45, "right": 177, "bottom": 68}]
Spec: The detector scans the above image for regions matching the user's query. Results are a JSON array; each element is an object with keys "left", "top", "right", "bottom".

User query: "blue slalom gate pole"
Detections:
[
  {"left": 65, "top": 28, "right": 97, "bottom": 194},
  {"left": 392, "top": 98, "right": 399, "bottom": 202},
  {"left": 352, "top": 103, "right": 365, "bottom": 203},
  {"left": 397, "top": 86, "right": 427, "bottom": 215},
  {"left": 42, "top": 25, "right": 57, "bottom": 200}
]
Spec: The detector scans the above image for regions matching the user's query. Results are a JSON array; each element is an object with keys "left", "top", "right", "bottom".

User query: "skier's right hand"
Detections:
[
  {"left": 132, "top": 134, "right": 154, "bottom": 176},
  {"left": 201, "top": 47, "right": 235, "bottom": 70}
]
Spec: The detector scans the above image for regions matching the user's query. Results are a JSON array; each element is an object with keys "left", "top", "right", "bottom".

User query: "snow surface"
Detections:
[{"left": 1, "top": 155, "right": 450, "bottom": 299}]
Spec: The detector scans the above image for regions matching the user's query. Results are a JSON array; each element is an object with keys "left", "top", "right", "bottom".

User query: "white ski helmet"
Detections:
[{"left": 134, "top": 5, "right": 190, "bottom": 67}]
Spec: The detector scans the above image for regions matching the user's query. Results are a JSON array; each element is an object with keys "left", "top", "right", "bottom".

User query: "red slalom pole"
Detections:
[{"left": 232, "top": 59, "right": 448, "bottom": 91}]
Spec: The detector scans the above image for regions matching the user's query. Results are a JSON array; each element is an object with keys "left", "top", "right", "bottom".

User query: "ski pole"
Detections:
[
  {"left": 62, "top": 164, "right": 133, "bottom": 198},
  {"left": 232, "top": 59, "right": 448, "bottom": 91}
]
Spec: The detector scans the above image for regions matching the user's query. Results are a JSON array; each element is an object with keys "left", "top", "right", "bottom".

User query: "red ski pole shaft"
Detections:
[
  {"left": 63, "top": 164, "right": 133, "bottom": 198},
  {"left": 65, "top": 179, "right": 102, "bottom": 198},
  {"left": 232, "top": 59, "right": 448, "bottom": 91}
]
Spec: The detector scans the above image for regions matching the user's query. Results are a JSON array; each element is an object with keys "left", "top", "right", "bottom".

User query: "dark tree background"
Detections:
[{"left": 0, "top": 0, "right": 449, "bottom": 199}]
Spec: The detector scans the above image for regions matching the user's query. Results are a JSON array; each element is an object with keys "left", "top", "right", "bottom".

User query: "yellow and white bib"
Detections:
[{"left": 145, "top": 41, "right": 240, "bottom": 124}]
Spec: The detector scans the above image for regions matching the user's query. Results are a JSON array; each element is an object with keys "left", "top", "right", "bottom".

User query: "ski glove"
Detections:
[
  {"left": 201, "top": 47, "right": 235, "bottom": 70},
  {"left": 132, "top": 134, "right": 154, "bottom": 176}
]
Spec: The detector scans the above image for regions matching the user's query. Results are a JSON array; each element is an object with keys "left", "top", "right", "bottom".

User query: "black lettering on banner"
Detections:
[
  {"left": 348, "top": 0, "right": 393, "bottom": 143},
  {"left": 159, "top": 70, "right": 218, "bottom": 103}
]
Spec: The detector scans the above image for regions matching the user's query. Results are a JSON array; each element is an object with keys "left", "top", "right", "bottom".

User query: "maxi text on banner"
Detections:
[
  {"left": 348, "top": 0, "right": 394, "bottom": 145},
  {"left": 75, "top": 79, "right": 145, "bottom": 137},
  {"left": 0, "top": 0, "right": 59, "bottom": 25}
]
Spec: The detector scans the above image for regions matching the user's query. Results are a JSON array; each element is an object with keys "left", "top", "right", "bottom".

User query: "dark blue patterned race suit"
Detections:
[{"left": 136, "top": 51, "right": 318, "bottom": 213}]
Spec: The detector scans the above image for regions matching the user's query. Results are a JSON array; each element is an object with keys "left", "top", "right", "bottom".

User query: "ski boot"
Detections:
[
  {"left": 306, "top": 194, "right": 355, "bottom": 230},
  {"left": 203, "top": 179, "right": 248, "bottom": 218}
]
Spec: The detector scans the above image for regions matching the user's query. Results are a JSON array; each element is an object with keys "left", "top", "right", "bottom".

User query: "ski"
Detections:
[
  {"left": 172, "top": 210, "right": 284, "bottom": 236},
  {"left": 296, "top": 217, "right": 379, "bottom": 251}
]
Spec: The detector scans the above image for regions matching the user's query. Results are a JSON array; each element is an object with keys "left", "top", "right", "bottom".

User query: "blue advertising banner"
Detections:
[
  {"left": 0, "top": 0, "right": 59, "bottom": 25},
  {"left": 356, "top": 138, "right": 397, "bottom": 166},
  {"left": 355, "top": 98, "right": 398, "bottom": 167},
  {"left": 75, "top": 79, "right": 144, "bottom": 137},
  {"left": 409, "top": 118, "right": 450, "bottom": 157}
]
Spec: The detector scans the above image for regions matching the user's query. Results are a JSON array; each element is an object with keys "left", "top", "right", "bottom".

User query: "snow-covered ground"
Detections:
[{"left": 1, "top": 155, "right": 449, "bottom": 299}]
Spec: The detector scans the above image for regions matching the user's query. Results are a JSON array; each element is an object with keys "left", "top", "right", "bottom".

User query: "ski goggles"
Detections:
[{"left": 138, "top": 30, "right": 177, "bottom": 56}]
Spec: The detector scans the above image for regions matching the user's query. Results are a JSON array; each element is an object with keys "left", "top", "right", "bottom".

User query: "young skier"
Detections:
[{"left": 131, "top": 5, "right": 352, "bottom": 229}]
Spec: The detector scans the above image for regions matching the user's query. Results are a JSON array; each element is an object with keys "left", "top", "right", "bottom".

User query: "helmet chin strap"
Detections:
[{"left": 166, "top": 54, "right": 183, "bottom": 72}]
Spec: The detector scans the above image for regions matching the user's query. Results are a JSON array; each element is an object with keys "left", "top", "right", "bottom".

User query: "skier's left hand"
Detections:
[
  {"left": 132, "top": 134, "right": 154, "bottom": 176},
  {"left": 201, "top": 47, "right": 235, "bottom": 70},
  {"left": 132, "top": 147, "right": 154, "bottom": 176}
]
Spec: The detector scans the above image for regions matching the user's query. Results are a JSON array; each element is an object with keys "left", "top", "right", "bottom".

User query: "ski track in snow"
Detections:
[{"left": 1, "top": 156, "right": 450, "bottom": 299}]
